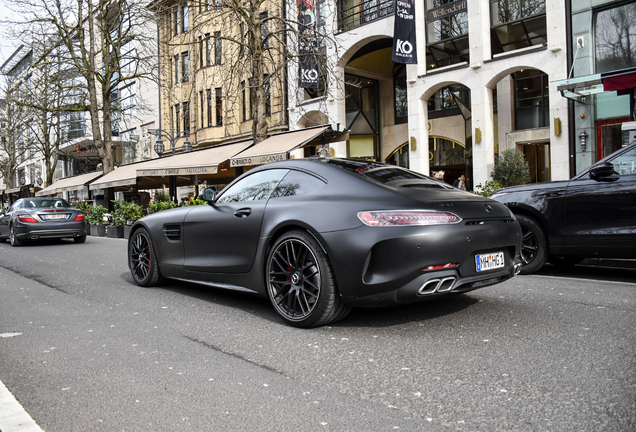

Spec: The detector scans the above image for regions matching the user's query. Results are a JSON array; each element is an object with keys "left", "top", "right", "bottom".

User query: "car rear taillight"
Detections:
[
  {"left": 73, "top": 214, "right": 85, "bottom": 221},
  {"left": 358, "top": 210, "right": 461, "bottom": 226},
  {"left": 17, "top": 214, "right": 38, "bottom": 223}
]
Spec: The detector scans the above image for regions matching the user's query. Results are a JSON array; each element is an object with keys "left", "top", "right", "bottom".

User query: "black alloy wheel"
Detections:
[
  {"left": 129, "top": 228, "right": 164, "bottom": 286},
  {"left": 266, "top": 230, "right": 351, "bottom": 328},
  {"left": 10, "top": 226, "right": 22, "bottom": 247},
  {"left": 516, "top": 214, "right": 547, "bottom": 274}
]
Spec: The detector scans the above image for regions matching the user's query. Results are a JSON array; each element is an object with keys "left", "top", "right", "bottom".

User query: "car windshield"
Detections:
[
  {"left": 324, "top": 159, "right": 453, "bottom": 189},
  {"left": 23, "top": 198, "right": 70, "bottom": 208}
]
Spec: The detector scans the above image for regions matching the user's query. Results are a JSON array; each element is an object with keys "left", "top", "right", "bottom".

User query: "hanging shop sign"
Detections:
[
  {"left": 298, "top": 0, "right": 320, "bottom": 88},
  {"left": 392, "top": 0, "right": 418, "bottom": 64}
]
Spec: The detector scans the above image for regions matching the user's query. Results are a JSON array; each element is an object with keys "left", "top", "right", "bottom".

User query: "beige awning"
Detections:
[
  {"left": 5, "top": 187, "right": 22, "bottom": 194},
  {"left": 137, "top": 139, "right": 252, "bottom": 176},
  {"left": 36, "top": 171, "right": 103, "bottom": 196},
  {"left": 229, "top": 127, "right": 329, "bottom": 168},
  {"left": 89, "top": 162, "right": 145, "bottom": 190},
  {"left": 90, "top": 139, "right": 254, "bottom": 190}
]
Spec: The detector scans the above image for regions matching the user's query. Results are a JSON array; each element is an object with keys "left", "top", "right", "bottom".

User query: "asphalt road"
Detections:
[{"left": 1, "top": 237, "right": 634, "bottom": 431}]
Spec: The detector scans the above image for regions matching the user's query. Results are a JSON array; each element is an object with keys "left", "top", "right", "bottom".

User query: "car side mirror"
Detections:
[
  {"left": 590, "top": 161, "right": 617, "bottom": 180},
  {"left": 199, "top": 187, "right": 216, "bottom": 203}
]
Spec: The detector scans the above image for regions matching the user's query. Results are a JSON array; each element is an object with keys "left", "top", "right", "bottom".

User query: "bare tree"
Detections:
[
  {"left": 7, "top": 0, "right": 159, "bottom": 174},
  {"left": 0, "top": 78, "right": 31, "bottom": 189}
]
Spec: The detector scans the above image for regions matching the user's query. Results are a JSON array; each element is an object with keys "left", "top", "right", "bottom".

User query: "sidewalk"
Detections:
[{"left": 0, "top": 379, "right": 44, "bottom": 432}]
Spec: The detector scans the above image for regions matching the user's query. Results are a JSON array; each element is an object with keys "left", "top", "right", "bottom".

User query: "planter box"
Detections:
[
  {"left": 90, "top": 224, "right": 106, "bottom": 237},
  {"left": 123, "top": 225, "right": 133, "bottom": 239},
  {"left": 86, "top": 224, "right": 91, "bottom": 235},
  {"left": 107, "top": 226, "right": 124, "bottom": 238}
]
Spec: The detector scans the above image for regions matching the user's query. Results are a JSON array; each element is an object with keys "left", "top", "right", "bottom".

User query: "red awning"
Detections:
[{"left": 602, "top": 71, "right": 636, "bottom": 94}]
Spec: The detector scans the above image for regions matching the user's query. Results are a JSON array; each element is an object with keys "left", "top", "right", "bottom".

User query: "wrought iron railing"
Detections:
[{"left": 338, "top": 0, "right": 394, "bottom": 32}]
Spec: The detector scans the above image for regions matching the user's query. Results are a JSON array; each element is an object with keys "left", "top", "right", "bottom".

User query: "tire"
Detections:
[
  {"left": 129, "top": 228, "right": 164, "bottom": 287},
  {"left": 74, "top": 235, "right": 87, "bottom": 244},
  {"left": 266, "top": 230, "right": 351, "bottom": 328},
  {"left": 10, "top": 226, "right": 23, "bottom": 247},
  {"left": 516, "top": 214, "right": 547, "bottom": 274}
]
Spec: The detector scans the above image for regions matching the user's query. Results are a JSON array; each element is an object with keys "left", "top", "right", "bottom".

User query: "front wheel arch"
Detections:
[
  {"left": 265, "top": 229, "right": 351, "bottom": 328},
  {"left": 514, "top": 213, "right": 548, "bottom": 274}
]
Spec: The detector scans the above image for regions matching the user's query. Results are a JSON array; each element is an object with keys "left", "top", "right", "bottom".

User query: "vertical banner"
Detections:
[
  {"left": 298, "top": 0, "right": 319, "bottom": 88},
  {"left": 392, "top": 0, "right": 418, "bottom": 64}
]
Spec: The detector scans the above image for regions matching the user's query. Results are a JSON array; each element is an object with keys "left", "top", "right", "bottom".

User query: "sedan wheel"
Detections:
[
  {"left": 267, "top": 230, "right": 351, "bottom": 328},
  {"left": 10, "top": 226, "right": 23, "bottom": 247},
  {"left": 129, "top": 228, "right": 164, "bottom": 287},
  {"left": 516, "top": 214, "right": 547, "bottom": 274}
]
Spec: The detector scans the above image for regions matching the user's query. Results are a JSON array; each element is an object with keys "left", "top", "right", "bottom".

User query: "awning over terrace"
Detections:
[
  {"left": 229, "top": 127, "right": 331, "bottom": 168},
  {"left": 36, "top": 171, "right": 103, "bottom": 196},
  {"left": 89, "top": 139, "right": 253, "bottom": 191}
]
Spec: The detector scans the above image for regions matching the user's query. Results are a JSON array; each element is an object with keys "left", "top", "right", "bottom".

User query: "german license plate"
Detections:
[
  {"left": 475, "top": 251, "right": 505, "bottom": 272},
  {"left": 45, "top": 214, "right": 67, "bottom": 220}
]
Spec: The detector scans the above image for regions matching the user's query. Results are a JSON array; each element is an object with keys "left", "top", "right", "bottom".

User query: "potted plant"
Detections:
[
  {"left": 87, "top": 205, "right": 108, "bottom": 236},
  {"left": 123, "top": 201, "right": 144, "bottom": 239},
  {"left": 72, "top": 200, "right": 92, "bottom": 235},
  {"left": 108, "top": 200, "right": 126, "bottom": 238}
]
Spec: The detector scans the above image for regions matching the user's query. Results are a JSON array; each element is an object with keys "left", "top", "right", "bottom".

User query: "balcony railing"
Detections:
[{"left": 338, "top": 0, "right": 394, "bottom": 32}]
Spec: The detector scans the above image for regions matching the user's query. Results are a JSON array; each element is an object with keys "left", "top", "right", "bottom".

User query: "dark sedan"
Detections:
[
  {"left": 0, "top": 197, "right": 87, "bottom": 246},
  {"left": 490, "top": 142, "right": 636, "bottom": 274},
  {"left": 128, "top": 158, "right": 522, "bottom": 327}
]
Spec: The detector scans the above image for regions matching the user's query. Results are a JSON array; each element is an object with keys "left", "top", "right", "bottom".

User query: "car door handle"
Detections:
[{"left": 234, "top": 208, "right": 252, "bottom": 218}]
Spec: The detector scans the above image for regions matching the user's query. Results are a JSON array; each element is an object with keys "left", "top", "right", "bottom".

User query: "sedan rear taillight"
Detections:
[
  {"left": 73, "top": 214, "right": 85, "bottom": 221},
  {"left": 358, "top": 210, "right": 461, "bottom": 226},
  {"left": 17, "top": 214, "right": 38, "bottom": 223}
]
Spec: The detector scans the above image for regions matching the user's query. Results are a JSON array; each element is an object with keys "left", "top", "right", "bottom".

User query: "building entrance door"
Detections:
[{"left": 521, "top": 142, "right": 550, "bottom": 183}]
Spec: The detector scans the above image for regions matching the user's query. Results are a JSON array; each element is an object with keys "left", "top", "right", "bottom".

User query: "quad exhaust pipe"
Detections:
[{"left": 417, "top": 277, "right": 456, "bottom": 295}]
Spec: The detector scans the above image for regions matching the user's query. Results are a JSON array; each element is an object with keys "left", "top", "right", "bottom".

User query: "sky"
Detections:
[{"left": 0, "top": 0, "right": 18, "bottom": 70}]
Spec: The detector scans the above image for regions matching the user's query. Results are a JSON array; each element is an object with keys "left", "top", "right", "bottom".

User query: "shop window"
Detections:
[
  {"left": 595, "top": 2, "right": 636, "bottom": 73},
  {"left": 394, "top": 65, "right": 407, "bottom": 124},
  {"left": 425, "top": 0, "right": 469, "bottom": 70},
  {"left": 345, "top": 74, "right": 379, "bottom": 159},
  {"left": 385, "top": 142, "right": 410, "bottom": 168},
  {"left": 428, "top": 84, "right": 470, "bottom": 119},
  {"left": 491, "top": 0, "right": 546, "bottom": 55},
  {"left": 513, "top": 70, "right": 549, "bottom": 130}
]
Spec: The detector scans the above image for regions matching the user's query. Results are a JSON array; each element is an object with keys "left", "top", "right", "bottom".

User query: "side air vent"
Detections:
[{"left": 164, "top": 225, "right": 181, "bottom": 241}]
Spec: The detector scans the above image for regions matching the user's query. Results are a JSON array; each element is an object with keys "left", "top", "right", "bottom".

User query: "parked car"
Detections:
[
  {"left": 0, "top": 197, "right": 87, "bottom": 246},
  {"left": 128, "top": 158, "right": 521, "bottom": 327},
  {"left": 490, "top": 141, "right": 636, "bottom": 274}
]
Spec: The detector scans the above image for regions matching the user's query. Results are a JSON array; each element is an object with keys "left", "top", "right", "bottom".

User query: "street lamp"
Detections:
[
  {"left": 147, "top": 128, "right": 193, "bottom": 202},
  {"left": 20, "top": 173, "right": 44, "bottom": 197}
]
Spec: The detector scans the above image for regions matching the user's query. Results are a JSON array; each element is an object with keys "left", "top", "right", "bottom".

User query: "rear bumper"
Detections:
[
  {"left": 13, "top": 223, "right": 87, "bottom": 240},
  {"left": 318, "top": 219, "right": 522, "bottom": 306}
]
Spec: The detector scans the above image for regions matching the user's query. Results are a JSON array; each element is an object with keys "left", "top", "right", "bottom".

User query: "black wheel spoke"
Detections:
[{"left": 268, "top": 238, "right": 321, "bottom": 321}]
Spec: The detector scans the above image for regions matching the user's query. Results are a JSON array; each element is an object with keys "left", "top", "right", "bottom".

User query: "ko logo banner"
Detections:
[{"left": 392, "top": 0, "right": 417, "bottom": 64}]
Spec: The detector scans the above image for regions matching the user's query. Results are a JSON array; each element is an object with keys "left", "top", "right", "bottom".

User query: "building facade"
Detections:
[{"left": 288, "top": 0, "right": 574, "bottom": 189}]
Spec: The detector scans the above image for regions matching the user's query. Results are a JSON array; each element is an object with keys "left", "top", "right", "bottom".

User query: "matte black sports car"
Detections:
[
  {"left": 490, "top": 142, "right": 636, "bottom": 274},
  {"left": 0, "top": 197, "right": 87, "bottom": 246},
  {"left": 128, "top": 158, "right": 522, "bottom": 327}
]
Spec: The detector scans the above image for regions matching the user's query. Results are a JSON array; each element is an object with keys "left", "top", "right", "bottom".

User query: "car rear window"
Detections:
[
  {"left": 324, "top": 159, "right": 451, "bottom": 189},
  {"left": 24, "top": 198, "right": 70, "bottom": 208}
]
